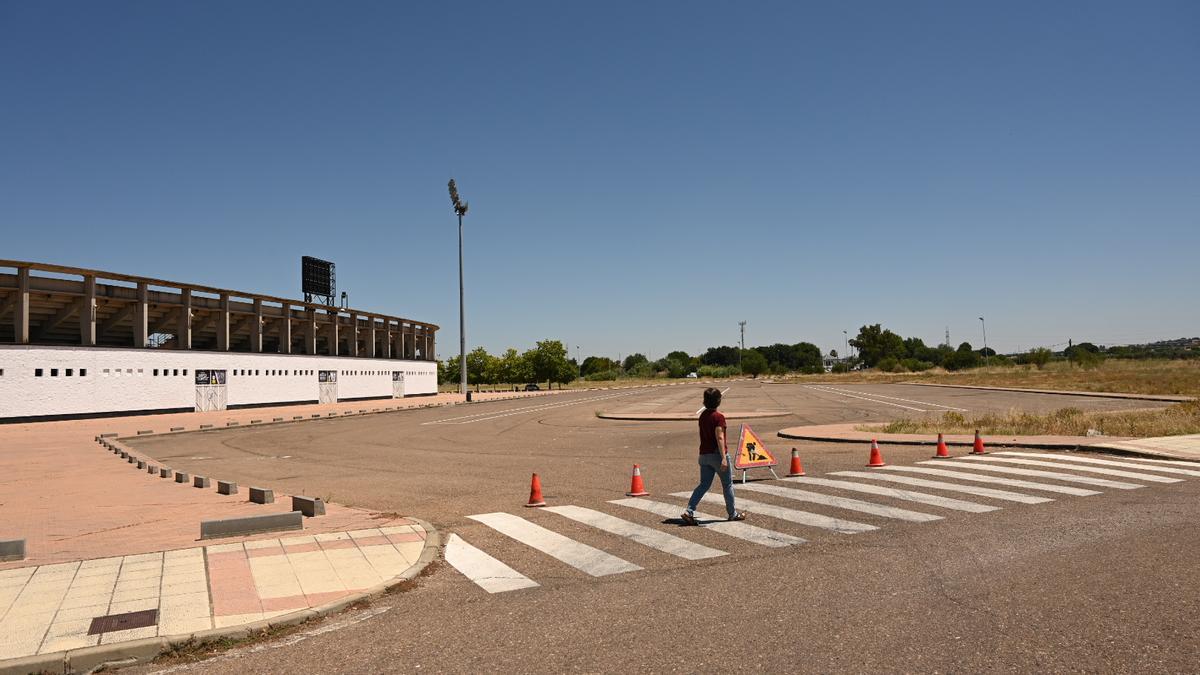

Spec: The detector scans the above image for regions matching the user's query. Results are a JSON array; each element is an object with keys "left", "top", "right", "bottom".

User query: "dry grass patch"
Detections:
[{"left": 874, "top": 401, "right": 1200, "bottom": 438}]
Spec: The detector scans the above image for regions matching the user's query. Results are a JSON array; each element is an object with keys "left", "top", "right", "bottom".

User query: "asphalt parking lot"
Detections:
[{"left": 125, "top": 383, "right": 1198, "bottom": 673}]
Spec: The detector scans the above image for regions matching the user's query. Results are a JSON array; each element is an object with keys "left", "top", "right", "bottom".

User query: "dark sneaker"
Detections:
[
  {"left": 680, "top": 512, "right": 699, "bottom": 526},
  {"left": 728, "top": 511, "right": 747, "bottom": 521}
]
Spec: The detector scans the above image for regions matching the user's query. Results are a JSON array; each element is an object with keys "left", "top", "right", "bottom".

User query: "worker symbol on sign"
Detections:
[{"left": 733, "top": 424, "right": 780, "bottom": 482}]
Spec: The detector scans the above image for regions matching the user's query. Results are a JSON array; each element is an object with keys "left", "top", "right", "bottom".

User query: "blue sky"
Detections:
[{"left": 3, "top": 1, "right": 1197, "bottom": 360}]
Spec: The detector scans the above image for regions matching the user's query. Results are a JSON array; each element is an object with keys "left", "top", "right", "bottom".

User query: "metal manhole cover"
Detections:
[{"left": 88, "top": 609, "right": 159, "bottom": 635}]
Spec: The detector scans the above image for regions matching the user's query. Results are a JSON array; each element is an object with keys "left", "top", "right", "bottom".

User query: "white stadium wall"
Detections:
[{"left": 0, "top": 345, "right": 438, "bottom": 422}]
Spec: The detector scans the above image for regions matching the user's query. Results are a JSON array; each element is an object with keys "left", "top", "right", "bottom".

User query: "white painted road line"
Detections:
[
  {"left": 695, "top": 386, "right": 732, "bottom": 415},
  {"left": 609, "top": 498, "right": 805, "bottom": 548},
  {"left": 543, "top": 505, "right": 727, "bottom": 560},
  {"left": 444, "top": 534, "right": 539, "bottom": 594},
  {"left": 877, "top": 465, "right": 1102, "bottom": 496},
  {"left": 467, "top": 512, "right": 642, "bottom": 577},
  {"left": 780, "top": 476, "right": 1000, "bottom": 513},
  {"left": 830, "top": 471, "right": 1054, "bottom": 504},
  {"left": 739, "top": 483, "right": 943, "bottom": 522},
  {"left": 805, "top": 385, "right": 927, "bottom": 412},
  {"left": 819, "top": 385, "right": 969, "bottom": 412},
  {"left": 955, "top": 455, "right": 1183, "bottom": 483},
  {"left": 424, "top": 392, "right": 632, "bottom": 425},
  {"left": 994, "top": 452, "right": 1200, "bottom": 478},
  {"left": 671, "top": 492, "right": 879, "bottom": 534}
]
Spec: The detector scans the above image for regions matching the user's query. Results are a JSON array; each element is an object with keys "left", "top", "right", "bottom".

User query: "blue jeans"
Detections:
[{"left": 687, "top": 453, "right": 737, "bottom": 518}]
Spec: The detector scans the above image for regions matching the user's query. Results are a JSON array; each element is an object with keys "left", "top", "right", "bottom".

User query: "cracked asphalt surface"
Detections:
[{"left": 125, "top": 382, "right": 1198, "bottom": 673}]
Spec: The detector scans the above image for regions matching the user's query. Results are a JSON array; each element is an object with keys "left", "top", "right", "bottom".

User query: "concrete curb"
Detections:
[
  {"left": 776, "top": 429, "right": 1105, "bottom": 451},
  {"left": 0, "top": 519, "right": 441, "bottom": 675},
  {"left": 900, "top": 382, "right": 1195, "bottom": 403}
]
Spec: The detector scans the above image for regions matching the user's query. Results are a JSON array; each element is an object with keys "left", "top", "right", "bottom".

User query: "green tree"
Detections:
[
  {"left": 465, "top": 347, "right": 494, "bottom": 385},
  {"left": 701, "top": 345, "right": 740, "bottom": 367},
  {"left": 525, "top": 340, "right": 575, "bottom": 389},
  {"left": 740, "top": 349, "right": 768, "bottom": 377},
  {"left": 580, "top": 356, "right": 618, "bottom": 377},
  {"left": 850, "top": 324, "right": 906, "bottom": 367},
  {"left": 623, "top": 353, "right": 649, "bottom": 371}
]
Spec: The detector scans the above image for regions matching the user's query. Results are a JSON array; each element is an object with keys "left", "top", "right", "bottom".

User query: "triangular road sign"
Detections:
[{"left": 734, "top": 424, "right": 777, "bottom": 470}]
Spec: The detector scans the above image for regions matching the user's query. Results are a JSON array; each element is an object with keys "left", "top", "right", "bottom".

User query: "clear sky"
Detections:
[{"left": 3, "top": 1, "right": 1197, "bottom": 360}]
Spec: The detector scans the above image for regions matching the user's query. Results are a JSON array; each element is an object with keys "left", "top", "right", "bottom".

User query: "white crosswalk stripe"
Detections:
[
  {"left": 955, "top": 455, "right": 1183, "bottom": 483},
  {"left": 830, "top": 471, "right": 1053, "bottom": 504},
  {"left": 927, "top": 460, "right": 1146, "bottom": 489},
  {"left": 994, "top": 452, "right": 1200, "bottom": 477},
  {"left": 467, "top": 512, "right": 642, "bottom": 576},
  {"left": 779, "top": 476, "right": 1000, "bottom": 513},
  {"left": 672, "top": 492, "right": 878, "bottom": 533},
  {"left": 739, "top": 483, "right": 943, "bottom": 522},
  {"left": 444, "top": 534, "right": 539, "bottom": 593},
  {"left": 1114, "top": 455, "right": 1200, "bottom": 468},
  {"left": 609, "top": 498, "right": 805, "bottom": 547},
  {"left": 543, "top": 505, "right": 727, "bottom": 560},
  {"left": 874, "top": 465, "right": 1102, "bottom": 496}
]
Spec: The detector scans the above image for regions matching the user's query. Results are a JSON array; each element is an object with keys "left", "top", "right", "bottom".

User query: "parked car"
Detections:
[
  {"left": 685, "top": 372, "right": 698, "bottom": 378},
  {"left": 524, "top": 383, "right": 541, "bottom": 391}
]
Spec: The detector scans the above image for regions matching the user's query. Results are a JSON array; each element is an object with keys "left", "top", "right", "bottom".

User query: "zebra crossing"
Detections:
[{"left": 447, "top": 452, "right": 1192, "bottom": 594}]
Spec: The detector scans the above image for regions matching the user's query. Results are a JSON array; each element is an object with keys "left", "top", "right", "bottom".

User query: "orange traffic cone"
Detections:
[
  {"left": 524, "top": 473, "right": 547, "bottom": 507},
  {"left": 787, "top": 448, "right": 806, "bottom": 477},
  {"left": 972, "top": 429, "right": 987, "bottom": 455},
  {"left": 626, "top": 464, "right": 650, "bottom": 496},
  {"left": 866, "top": 439, "right": 887, "bottom": 467},
  {"left": 933, "top": 433, "right": 951, "bottom": 458}
]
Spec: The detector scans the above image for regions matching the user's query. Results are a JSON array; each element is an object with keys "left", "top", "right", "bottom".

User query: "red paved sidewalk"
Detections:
[{"left": 0, "top": 390, "right": 554, "bottom": 570}]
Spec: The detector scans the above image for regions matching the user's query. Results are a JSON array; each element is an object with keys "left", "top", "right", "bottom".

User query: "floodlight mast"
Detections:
[{"left": 449, "top": 179, "right": 470, "bottom": 399}]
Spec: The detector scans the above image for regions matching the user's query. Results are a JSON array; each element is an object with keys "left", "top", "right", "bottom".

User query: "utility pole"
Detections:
[
  {"left": 843, "top": 330, "right": 848, "bottom": 362},
  {"left": 448, "top": 179, "right": 469, "bottom": 401},
  {"left": 738, "top": 320, "right": 747, "bottom": 368},
  {"left": 979, "top": 316, "right": 989, "bottom": 367}
]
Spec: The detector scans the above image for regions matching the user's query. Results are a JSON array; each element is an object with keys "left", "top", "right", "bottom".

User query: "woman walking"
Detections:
[{"left": 682, "top": 387, "right": 746, "bottom": 524}]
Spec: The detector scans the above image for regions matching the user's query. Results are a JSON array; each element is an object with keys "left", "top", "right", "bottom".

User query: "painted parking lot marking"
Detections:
[
  {"left": 423, "top": 392, "right": 634, "bottom": 425},
  {"left": 543, "top": 505, "right": 727, "bottom": 560},
  {"left": 467, "top": 512, "right": 641, "bottom": 577},
  {"left": 805, "top": 385, "right": 927, "bottom": 412},
  {"left": 739, "top": 483, "right": 943, "bottom": 522},
  {"left": 876, "top": 465, "right": 1102, "bottom": 496},
  {"left": 817, "top": 385, "right": 970, "bottom": 412},
  {"left": 444, "top": 534, "right": 539, "bottom": 594},
  {"left": 671, "top": 492, "right": 879, "bottom": 534},
  {"left": 780, "top": 476, "right": 1000, "bottom": 513},
  {"left": 609, "top": 498, "right": 805, "bottom": 547},
  {"left": 831, "top": 471, "right": 1055, "bottom": 504}
]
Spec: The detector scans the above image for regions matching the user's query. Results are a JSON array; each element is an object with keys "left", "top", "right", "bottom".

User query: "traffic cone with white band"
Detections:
[
  {"left": 972, "top": 429, "right": 988, "bottom": 455},
  {"left": 866, "top": 439, "right": 887, "bottom": 467},
  {"left": 626, "top": 464, "right": 650, "bottom": 496},
  {"left": 787, "top": 448, "right": 806, "bottom": 477},
  {"left": 933, "top": 433, "right": 951, "bottom": 458}
]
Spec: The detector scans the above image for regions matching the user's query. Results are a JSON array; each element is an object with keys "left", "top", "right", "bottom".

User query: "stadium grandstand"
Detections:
[{"left": 0, "top": 260, "right": 439, "bottom": 421}]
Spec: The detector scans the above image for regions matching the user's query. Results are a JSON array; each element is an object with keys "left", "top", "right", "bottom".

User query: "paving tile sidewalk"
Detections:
[
  {"left": 0, "top": 522, "right": 429, "bottom": 662},
  {"left": 1094, "top": 434, "right": 1200, "bottom": 462}
]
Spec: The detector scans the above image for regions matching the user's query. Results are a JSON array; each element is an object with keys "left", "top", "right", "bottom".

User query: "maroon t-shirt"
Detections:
[{"left": 698, "top": 408, "right": 727, "bottom": 455}]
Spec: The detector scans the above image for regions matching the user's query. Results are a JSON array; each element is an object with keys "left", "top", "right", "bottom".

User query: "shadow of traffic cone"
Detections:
[
  {"left": 626, "top": 464, "right": 650, "bottom": 496},
  {"left": 866, "top": 439, "right": 887, "bottom": 467},
  {"left": 972, "top": 429, "right": 988, "bottom": 455},
  {"left": 525, "top": 473, "right": 547, "bottom": 507},
  {"left": 933, "top": 433, "right": 951, "bottom": 458},
  {"left": 787, "top": 448, "right": 806, "bottom": 477}
]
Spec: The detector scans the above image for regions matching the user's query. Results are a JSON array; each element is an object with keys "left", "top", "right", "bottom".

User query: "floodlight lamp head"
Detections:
[{"left": 448, "top": 179, "right": 468, "bottom": 216}]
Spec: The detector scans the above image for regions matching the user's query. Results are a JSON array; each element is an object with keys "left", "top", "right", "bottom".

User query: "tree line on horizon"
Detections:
[{"left": 439, "top": 327, "right": 1200, "bottom": 386}]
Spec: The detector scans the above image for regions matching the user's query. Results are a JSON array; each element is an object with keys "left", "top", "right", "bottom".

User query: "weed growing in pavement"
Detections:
[{"left": 873, "top": 401, "right": 1200, "bottom": 438}]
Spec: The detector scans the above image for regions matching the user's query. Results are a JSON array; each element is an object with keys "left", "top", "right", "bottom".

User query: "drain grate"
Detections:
[{"left": 88, "top": 609, "right": 159, "bottom": 635}]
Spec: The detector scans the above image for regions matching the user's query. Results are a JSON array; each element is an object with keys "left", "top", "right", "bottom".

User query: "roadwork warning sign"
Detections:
[{"left": 734, "top": 424, "right": 777, "bottom": 470}]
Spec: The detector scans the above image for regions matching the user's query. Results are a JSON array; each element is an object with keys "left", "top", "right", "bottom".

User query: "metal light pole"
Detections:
[
  {"left": 843, "top": 330, "right": 848, "bottom": 362},
  {"left": 449, "top": 179, "right": 469, "bottom": 400},
  {"left": 575, "top": 345, "right": 581, "bottom": 379},
  {"left": 979, "top": 316, "right": 989, "bottom": 367}
]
